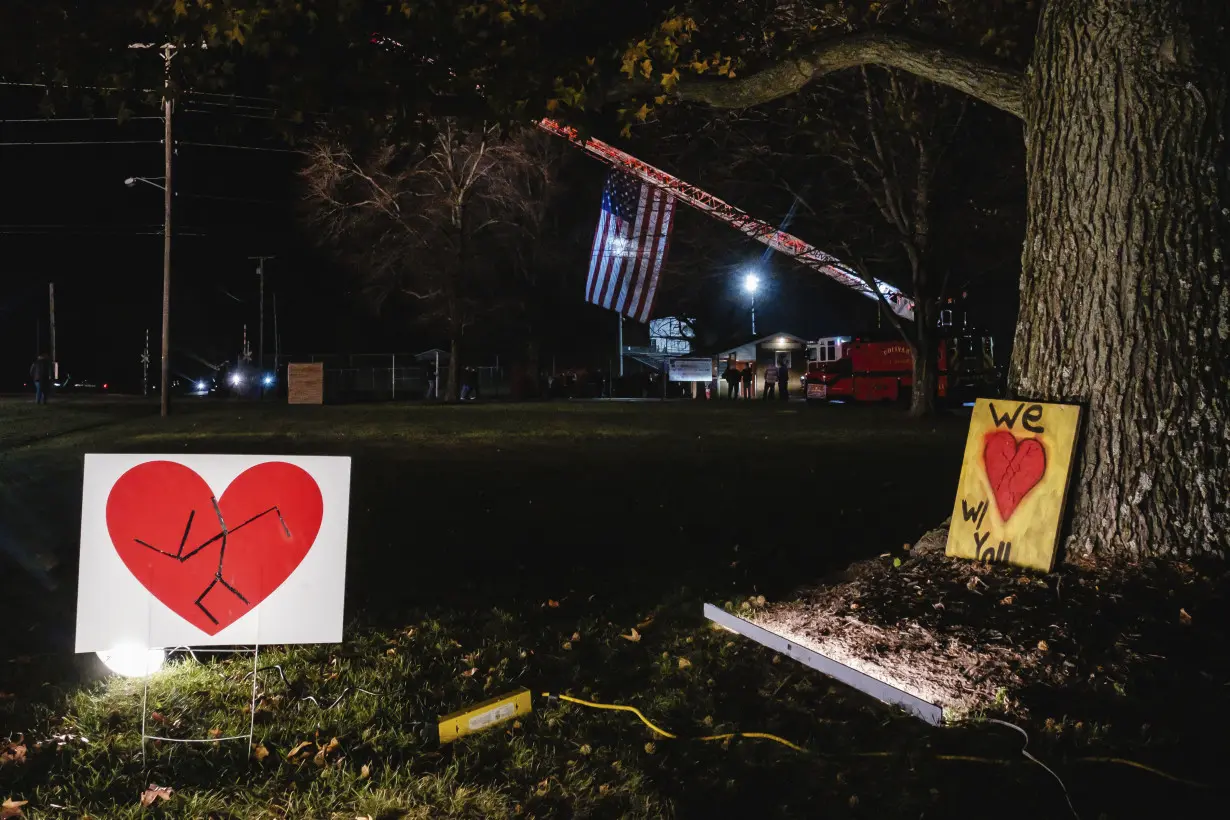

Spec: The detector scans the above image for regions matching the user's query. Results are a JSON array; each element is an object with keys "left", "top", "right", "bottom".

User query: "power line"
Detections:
[
  {"left": 181, "top": 108, "right": 285, "bottom": 123},
  {"left": 0, "top": 116, "right": 163, "bottom": 123},
  {"left": 0, "top": 139, "right": 161, "bottom": 146},
  {"left": 178, "top": 140, "right": 300, "bottom": 154}
]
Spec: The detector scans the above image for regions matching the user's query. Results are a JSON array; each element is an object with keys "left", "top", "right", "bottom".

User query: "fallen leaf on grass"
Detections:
[
  {"left": 0, "top": 799, "right": 26, "bottom": 819},
  {"left": 562, "top": 642, "right": 573, "bottom": 651},
  {"left": 621, "top": 628, "right": 642, "bottom": 643},
  {"left": 1037, "top": 640, "right": 1050, "bottom": 652},
  {"left": 385, "top": 648, "right": 397, "bottom": 657},
  {"left": 571, "top": 632, "right": 581, "bottom": 642},
  {"left": 677, "top": 658, "right": 692, "bottom": 670},
  {"left": 252, "top": 743, "right": 270, "bottom": 762},
  {"left": 579, "top": 744, "right": 592, "bottom": 756},
  {"left": 149, "top": 711, "right": 166, "bottom": 724},
  {"left": 286, "top": 741, "right": 315, "bottom": 761},
  {"left": 360, "top": 762, "right": 371, "bottom": 779},
  {"left": 313, "top": 738, "right": 341, "bottom": 768},
  {"left": 636, "top": 615, "right": 655, "bottom": 629},
  {"left": 0, "top": 736, "right": 26, "bottom": 767},
  {"left": 643, "top": 742, "right": 656, "bottom": 754},
  {"left": 598, "top": 784, "right": 610, "bottom": 795},
  {"left": 208, "top": 728, "right": 223, "bottom": 739},
  {"left": 461, "top": 667, "right": 479, "bottom": 678},
  {"left": 1000, "top": 595, "right": 1015, "bottom": 606},
  {"left": 547, "top": 599, "right": 561, "bottom": 609},
  {"left": 1179, "top": 608, "right": 1192, "bottom": 625},
  {"left": 139, "top": 785, "right": 173, "bottom": 807}
]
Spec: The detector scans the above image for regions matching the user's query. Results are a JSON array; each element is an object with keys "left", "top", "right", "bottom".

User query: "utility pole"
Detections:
[
  {"left": 130, "top": 41, "right": 190, "bottom": 416},
  {"left": 141, "top": 330, "right": 151, "bottom": 396},
  {"left": 130, "top": 42, "right": 178, "bottom": 416},
  {"left": 249, "top": 256, "right": 274, "bottom": 396},
  {"left": 617, "top": 313, "right": 624, "bottom": 378},
  {"left": 48, "top": 283, "right": 57, "bottom": 381},
  {"left": 272, "top": 291, "right": 280, "bottom": 380}
]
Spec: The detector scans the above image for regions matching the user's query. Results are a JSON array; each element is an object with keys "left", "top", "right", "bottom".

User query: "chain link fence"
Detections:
[{"left": 286, "top": 354, "right": 509, "bottom": 403}]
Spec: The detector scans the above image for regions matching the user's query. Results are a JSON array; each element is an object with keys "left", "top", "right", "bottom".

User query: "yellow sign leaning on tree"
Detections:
[{"left": 946, "top": 398, "right": 1083, "bottom": 572}]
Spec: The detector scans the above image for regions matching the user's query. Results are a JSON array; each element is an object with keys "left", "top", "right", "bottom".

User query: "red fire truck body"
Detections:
[{"left": 804, "top": 333, "right": 996, "bottom": 404}]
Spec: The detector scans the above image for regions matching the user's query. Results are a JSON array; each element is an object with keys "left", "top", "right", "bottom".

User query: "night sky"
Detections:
[{"left": 1, "top": 83, "right": 1024, "bottom": 392}]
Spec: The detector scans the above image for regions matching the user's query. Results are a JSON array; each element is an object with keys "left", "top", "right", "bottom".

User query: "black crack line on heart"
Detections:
[{"left": 133, "top": 499, "right": 293, "bottom": 625}]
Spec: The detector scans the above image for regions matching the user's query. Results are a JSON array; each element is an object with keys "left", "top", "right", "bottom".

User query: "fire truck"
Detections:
[{"left": 803, "top": 329, "right": 998, "bottom": 405}]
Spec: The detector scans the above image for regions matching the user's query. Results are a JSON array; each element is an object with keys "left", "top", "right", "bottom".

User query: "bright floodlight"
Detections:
[
  {"left": 230, "top": 374, "right": 243, "bottom": 386},
  {"left": 262, "top": 374, "right": 274, "bottom": 387},
  {"left": 743, "top": 273, "right": 760, "bottom": 294},
  {"left": 196, "top": 381, "right": 207, "bottom": 391},
  {"left": 97, "top": 645, "right": 165, "bottom": 678}
]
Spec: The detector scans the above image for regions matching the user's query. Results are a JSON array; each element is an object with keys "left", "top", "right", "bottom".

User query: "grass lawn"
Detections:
[{"left": 0, "top": 398, "right": 1217, "bottom": 818}]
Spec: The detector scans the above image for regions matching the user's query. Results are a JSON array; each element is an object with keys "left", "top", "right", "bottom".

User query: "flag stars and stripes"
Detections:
[{"left": 585, "top": 170, "right": 676, "bottom": 323}]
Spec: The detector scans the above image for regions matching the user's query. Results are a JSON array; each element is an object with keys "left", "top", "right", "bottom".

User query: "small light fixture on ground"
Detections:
[
  {"left": 96, "top": 645, "right": 165, "bottom": 677},
  {"left": 263, "top": 374, "right": 275, "bottom": 387},
  {"left": 230, "top": 373, "right": 243, "bottom": 386}
]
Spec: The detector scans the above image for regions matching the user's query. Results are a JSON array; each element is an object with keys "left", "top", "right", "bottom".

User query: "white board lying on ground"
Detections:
[
  {"left": 75, "top": 454, "right": 351, "bottom": 652},
  {"left": 704, "top": 603, "right": 943, "bottom": 726}
]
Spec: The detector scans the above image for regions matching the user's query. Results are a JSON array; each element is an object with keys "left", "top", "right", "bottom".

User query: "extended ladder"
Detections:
[{"left": 537, "top": 118, "right": 915, "bottom": 322}]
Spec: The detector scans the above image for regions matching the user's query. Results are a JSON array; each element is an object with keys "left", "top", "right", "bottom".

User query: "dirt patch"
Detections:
[{"left": 747, "top": 524, "right": 1230, "bottom": 723}]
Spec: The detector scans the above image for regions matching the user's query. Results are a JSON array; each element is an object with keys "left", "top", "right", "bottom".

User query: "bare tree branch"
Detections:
[{"left": 674, "top": 32, "right": 1025, "bottom": 119}]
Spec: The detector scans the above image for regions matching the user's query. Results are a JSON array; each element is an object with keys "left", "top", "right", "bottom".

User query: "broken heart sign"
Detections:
[
  {"left": 106, "top": 461, "right": 324, "bottom": 635},
  {"left": 946, "top": 400, "right": 1081, "bottom": 572},
  {"left": 75, "top": 455, "right": 351, "bottom": 652}
]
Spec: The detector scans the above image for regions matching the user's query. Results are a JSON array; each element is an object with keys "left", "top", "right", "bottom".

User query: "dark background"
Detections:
[{"left": 1, "top": 85, "right": 1023, "bottom": 393}]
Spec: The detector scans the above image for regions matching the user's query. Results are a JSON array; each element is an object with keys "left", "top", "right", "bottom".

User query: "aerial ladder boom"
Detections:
[{"left": 537, "top": 118, "right": 916, "bottom": 322}]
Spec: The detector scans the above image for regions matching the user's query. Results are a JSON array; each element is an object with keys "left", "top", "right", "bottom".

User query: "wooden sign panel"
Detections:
[
  {"left": 946, "top": 399, "right": 1082, "bottom": 572},
  {"left": 288, "top": 363, "right": 324, "bottom": 405}
]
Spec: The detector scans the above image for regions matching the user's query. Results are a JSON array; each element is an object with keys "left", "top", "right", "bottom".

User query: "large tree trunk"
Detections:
[
  {"left": 909, "top": 325, "right": 937, "bottom": 418},
  {"left": 1012, "top": 0, "right": 1230, "bottom": 559},
  {"left": 446, "top": 316, "right": 462, "bottom": 403}
]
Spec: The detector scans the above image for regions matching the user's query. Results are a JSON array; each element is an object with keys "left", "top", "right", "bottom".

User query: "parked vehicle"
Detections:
[{"left": 803, "top": 332, "right": 997, "bottom": 405}]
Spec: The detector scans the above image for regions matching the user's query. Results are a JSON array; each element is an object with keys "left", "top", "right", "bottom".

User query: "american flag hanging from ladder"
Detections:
[{"left": 586, "top": 170, "right": 676, "bottom": 323}]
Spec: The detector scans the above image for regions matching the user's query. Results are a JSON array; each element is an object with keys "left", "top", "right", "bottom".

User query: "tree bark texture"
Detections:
[{"left": 1012, "top": 0, "right": 1230, "bottom": 559}]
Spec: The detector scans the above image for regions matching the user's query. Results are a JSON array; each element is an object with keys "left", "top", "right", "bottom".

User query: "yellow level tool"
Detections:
[{"left": 437, "top": 688, "right": 533, "bottom": 744}]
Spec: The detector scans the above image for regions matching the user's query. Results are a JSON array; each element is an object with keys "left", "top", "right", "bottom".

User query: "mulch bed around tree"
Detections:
[{"left": 744, "top": 524, "right": 1230, "bottom": 726}]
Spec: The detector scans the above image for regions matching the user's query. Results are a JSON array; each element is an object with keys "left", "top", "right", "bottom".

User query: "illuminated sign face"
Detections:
[{"left": 945, "top": 400, "right": 1082, "bottom": 572}]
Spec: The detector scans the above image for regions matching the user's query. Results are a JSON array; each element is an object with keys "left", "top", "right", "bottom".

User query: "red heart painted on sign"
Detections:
[
  {"left": 106, "top": 461, "right": 324, "bottom": 635},
  {"left": 982, "top": 431, "right": 1047, "bottom": 522}
]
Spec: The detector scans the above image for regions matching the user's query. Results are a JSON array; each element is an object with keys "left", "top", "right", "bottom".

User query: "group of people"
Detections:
[
  {"left": 722, "top": 358, "right": 794, "bottom": 401},
  {"left": 422, "top": 362, "right": 481, "bottom": 400}
]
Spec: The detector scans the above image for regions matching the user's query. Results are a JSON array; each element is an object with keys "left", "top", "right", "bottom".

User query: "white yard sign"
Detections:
[
  {"left": 667, "top": 358, "right": 715, "bottom": 382},
  {"left": 75, "top": 454, "right": 351, "bottom": 652}
]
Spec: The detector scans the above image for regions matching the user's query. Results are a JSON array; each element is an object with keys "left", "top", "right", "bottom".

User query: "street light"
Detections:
[
  {"left": 743, "top": 273, "right": 760, "bottom": 335},
  {"left": 124, "top": 176, "right": 166, "bottom": 191}
]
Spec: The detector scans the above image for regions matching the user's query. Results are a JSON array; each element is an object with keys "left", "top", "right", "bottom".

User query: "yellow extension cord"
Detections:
[{"left": 542, "top": 692, "right": 1210, "bottom": 789}]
